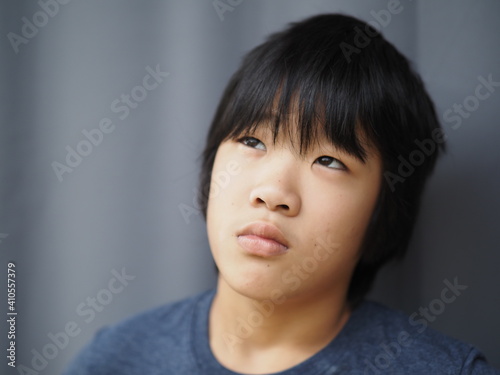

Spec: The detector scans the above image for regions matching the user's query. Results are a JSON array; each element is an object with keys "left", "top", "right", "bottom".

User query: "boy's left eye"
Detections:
[{"left": 314, "top": 156, "right": 346, "bottom": 170}]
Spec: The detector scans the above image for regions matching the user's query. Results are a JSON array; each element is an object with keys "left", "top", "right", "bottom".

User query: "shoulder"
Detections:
[
  {"left": 342, "top": 300, "right": 499, "bottom": 374},
  {"left": 353, "top": 301, "right": 471, "bottom": 358},
  {"left": 97, "top": 289, "right": 211, "bottom": 347},
  {"left": 63, "top": 290, "right": 214, "bottom": 375}
]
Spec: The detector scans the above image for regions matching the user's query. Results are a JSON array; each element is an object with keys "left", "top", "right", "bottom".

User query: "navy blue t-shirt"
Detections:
[{"left": 63, "top": 290, "right": 499, "bottom": 374}]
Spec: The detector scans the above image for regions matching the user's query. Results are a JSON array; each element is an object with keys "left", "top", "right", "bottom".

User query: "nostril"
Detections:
[{"left": 255, "top": 198, "right": 289, "bottom": 210}]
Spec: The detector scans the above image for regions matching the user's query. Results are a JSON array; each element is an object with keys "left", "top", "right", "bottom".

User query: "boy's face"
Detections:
[{"left": 206, "top": 120, "right": 382, "bottom": 303}]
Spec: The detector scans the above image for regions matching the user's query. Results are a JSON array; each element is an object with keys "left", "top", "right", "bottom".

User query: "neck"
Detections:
[{"left": 209, "top": 277, "right": 351, "bottom": 373}]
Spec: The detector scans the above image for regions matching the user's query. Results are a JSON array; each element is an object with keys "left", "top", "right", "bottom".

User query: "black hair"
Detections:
[{"left": 198, "top": 13, "right": 444, "bottom": 306}]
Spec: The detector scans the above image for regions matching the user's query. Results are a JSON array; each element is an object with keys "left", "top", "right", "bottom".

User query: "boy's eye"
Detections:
[
  {"left": 238, "top": 136, "right": 266, "bottom": 151},
  {"left": 315, "top": 156, "right": 346, "bottom": 170}
]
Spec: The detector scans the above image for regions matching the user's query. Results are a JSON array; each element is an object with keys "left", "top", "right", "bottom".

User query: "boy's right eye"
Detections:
[{"left": 238, "top": 136, "right": 266, "bottom": 151}]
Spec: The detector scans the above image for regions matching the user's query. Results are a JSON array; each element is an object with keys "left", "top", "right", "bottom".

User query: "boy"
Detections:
[{"left": 64, "top": 14, "right": 499, "bottom": 374}]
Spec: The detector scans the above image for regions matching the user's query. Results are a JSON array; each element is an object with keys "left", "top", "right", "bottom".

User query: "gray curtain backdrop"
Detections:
[{"left": 1, "top": 1, "right": 499, "bottom": 373}]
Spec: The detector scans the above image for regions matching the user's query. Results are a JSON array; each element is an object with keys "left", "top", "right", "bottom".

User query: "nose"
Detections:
[{"left": 249, "top": 158, "right": 301, "bottom": 216}]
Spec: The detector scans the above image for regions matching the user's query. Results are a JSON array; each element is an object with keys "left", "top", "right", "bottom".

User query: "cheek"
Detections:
[
  {"left": 207, "top": 164, "right": 243, "bottom": 216},
  {"left": 206, "top": 147, "right": 246, "bottom": 247},
  {"left": 292, "top": 194, "right": 379, "bottom": 291},
  {"left": 304, "top": 187, "right": 379, "bottom": 251}
]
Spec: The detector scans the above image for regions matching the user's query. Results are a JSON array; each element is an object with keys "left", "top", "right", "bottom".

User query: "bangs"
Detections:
[{"left": 216, "top": 20, "right": 383, "bottom": 163}]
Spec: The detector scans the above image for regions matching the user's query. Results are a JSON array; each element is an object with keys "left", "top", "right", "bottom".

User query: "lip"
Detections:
[{"left": 236, "top": 222, "right": 289, "bottom": 257}]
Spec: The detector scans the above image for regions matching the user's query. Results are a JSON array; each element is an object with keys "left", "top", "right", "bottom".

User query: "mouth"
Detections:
[{"left": 236, "top": 222, "right": 289, "bottom": 257}]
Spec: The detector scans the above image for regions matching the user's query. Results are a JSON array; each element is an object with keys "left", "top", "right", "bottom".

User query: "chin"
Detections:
[{"left": 218, "top": 263, "right": 288, "bottom": 302}]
